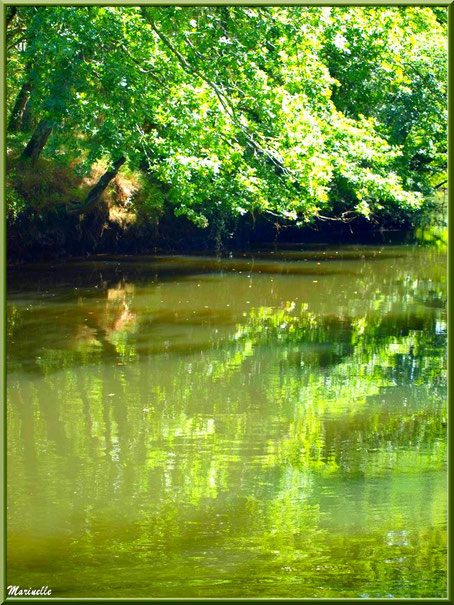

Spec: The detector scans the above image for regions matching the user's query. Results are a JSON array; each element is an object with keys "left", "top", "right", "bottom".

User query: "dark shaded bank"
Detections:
[{"left": 7, "top": 201, "right": 417, "bottom": 264}]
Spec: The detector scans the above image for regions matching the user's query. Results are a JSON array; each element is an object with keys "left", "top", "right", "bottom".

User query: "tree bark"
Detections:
[
  {"left": 21, "top": 96, "right": 34, "bottom": 131},
  {"left": 19, "top": 119, "right": 53, "bottom": 164},
  {"left": 8, "top": 82, "right": 32, "bottom": 132},
  {"left": 67, "top": 157, "right": 126, "bottom": 216}
]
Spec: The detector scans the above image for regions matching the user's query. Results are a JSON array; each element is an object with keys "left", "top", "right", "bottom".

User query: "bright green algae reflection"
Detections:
[{"left": 7, "top": 245, "right": 447, "bottom": 598}]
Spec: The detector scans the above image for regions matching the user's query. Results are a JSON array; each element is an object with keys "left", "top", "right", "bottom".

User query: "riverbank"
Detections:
[
  {"left": 7, "top": 216, "right": 446, "bottom": 266},
  {"left": 7, "top": 152, "right": 446, "bottom": 264},
  {"left": 5, "top": 195, "right": 431, "bottom": 265},
  {"left": 7, "top": 163, "right": 446, "bottom": 265}
]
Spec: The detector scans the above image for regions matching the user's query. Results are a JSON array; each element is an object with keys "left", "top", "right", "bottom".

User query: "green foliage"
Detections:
[
  {"left": 7, "top": 6, "right": 447, "bottom": 228},
  {"left": 415, "top": 226, "right": 448, "bottom": 251},
  {"left": 6, "top": 175, "right": 26, "bottom": 221},
  {"left": 129, "top": 173, "right": 166, "bottom": 224},
  {"left": 323, "top": 7, "right": 447, "bottom": 198}
]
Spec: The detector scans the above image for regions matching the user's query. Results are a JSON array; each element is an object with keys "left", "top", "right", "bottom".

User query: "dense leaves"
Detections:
[{"left": 7, "top": 6, "right": 447, "bottom": 228}]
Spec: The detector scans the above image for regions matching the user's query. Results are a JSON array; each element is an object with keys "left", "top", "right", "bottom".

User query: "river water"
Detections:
[{"left": 7, "top": 245, "right": 447, "bottom": 598}]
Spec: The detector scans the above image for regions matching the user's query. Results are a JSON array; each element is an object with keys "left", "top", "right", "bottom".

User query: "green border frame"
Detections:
[{"left": 1, "top": 0, "right": 451, "bottom": 602}]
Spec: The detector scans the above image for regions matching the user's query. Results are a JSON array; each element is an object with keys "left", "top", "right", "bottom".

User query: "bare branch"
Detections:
[
  {"left": 316, "top": 210, "right": 358, "bottom": 223},
  {"left": 434, "top": 179, "right": 447, "bottom": 190}
]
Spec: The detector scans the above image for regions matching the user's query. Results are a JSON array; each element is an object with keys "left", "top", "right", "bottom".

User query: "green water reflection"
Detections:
[{"left": 7, "top": 245, "right": 447, "bottom": 598}]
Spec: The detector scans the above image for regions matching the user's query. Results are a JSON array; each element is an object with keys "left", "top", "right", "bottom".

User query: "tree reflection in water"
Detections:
[{"left": 7, "top": 246, "right": 446, "bottom": 598}]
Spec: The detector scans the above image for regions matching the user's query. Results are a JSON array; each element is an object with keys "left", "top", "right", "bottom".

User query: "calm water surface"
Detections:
[{"left": 7, "top": 245, "right": 447, "bottom": 598}]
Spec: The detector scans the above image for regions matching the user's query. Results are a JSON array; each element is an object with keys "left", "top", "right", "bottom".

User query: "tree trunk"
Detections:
[
  {"left": 21, "top": 97, "right": 34, "bottom": 131},
  {"left": 19, "top": 119, "right": 53, "bottom": 164},
  {"left": 67, "top": 157, "right": 126, "bottom": 216},
  {"left": 8, "top": 82, "right": 32, "bottom": 132}
]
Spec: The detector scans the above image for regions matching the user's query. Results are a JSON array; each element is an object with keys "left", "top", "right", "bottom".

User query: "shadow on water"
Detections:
[{"left": 7, "top": 245, "right": 414, "bottom": 291}]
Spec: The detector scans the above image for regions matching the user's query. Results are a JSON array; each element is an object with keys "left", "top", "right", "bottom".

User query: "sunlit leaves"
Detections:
[{"left": 7, "top": 6, "right": 446, "bottom": 226}]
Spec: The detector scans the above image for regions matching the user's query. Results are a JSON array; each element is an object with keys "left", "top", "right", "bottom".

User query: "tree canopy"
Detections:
[{"left": 6, "top": 6, "right": 447, "bottom": 229}]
